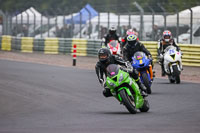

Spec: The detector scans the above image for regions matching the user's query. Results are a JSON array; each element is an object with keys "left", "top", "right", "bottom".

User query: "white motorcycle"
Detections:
[{"left": 163, "top": 46, "right": 183, "bottom": 84}]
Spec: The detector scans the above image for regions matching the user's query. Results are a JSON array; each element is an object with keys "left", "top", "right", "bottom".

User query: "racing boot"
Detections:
[
  {"left": 161, "top": 65, "right": 166, "bottom": 77},
  {"left": 135, "top": 78, "right": 148, "bottom": 97},
  {"left": 103, "top": 87, "right": 112, "bottom": 97},
  {"left": 153, "top": 71, "right": 156, "bottom": 76}
]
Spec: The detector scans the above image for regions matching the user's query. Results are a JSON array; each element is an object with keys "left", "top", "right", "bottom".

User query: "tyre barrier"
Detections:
[{"left": 0, "top": 35, "right": 200, "bottom": 67}]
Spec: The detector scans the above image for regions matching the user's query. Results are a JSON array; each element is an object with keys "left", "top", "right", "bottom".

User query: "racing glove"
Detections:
[{"left": 148, "top": 55, "right": 153, "bottom": 60}]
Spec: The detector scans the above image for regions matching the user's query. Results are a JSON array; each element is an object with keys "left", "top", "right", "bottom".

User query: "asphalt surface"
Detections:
[{"left": 0, "top": 59, "right": 200, "bottom": 133}]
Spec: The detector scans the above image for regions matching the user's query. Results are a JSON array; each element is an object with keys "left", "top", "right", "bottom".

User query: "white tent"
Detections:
[
  {"left": 89, "top": 13, "right": 130, "bottom": 26},
  {"left": 165, "top": 6, "right": 200, "bottom": 25},
  {"left": 12, "top": 7, "right": 48, "bottom": 24}
]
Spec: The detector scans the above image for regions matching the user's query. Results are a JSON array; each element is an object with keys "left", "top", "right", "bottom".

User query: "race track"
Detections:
[{"left": 0, "top": 60, "right": 200, "bottom": 133}]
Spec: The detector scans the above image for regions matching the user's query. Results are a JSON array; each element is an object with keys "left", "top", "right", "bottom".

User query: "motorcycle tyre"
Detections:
[
  {"left": 168, "top": 75, "right": 175, "bottom": 83},
  {"left": 139, "top": 99, "right": 150, "bottom": 112},
  {"left": 141, "top": 73, "right": 152, "bottom": 94},
  {"left": 172, "top": 65, "right": 181, "bottom": 84},
  {"left": 119, "top": 89, "right": 137, "bottom": 114}
]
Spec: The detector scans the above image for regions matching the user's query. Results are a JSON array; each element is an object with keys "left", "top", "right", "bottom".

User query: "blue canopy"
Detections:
[{"left": 66, "top": 4, "right": 98, "bottom": 24}]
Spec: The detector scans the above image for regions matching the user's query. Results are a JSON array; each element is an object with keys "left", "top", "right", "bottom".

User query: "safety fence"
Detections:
[
  {"left": 0, "top": 35, "right": 200, "bottom": 67},
  {"left": 1, "top": 4, "right": 200, "bottom": 44}
]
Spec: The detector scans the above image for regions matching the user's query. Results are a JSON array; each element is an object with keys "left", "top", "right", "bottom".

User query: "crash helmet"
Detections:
[
  {"left": 109, "top": 26, "right": 116, "bottom": 35},
  {"left": 127, "top": 34, "right": 137, "bottom": 42},
  {"left": 162, "top": 30, "right": 172, "bottom": 43},
  {"left": 126, "top": 29, "right": 136, "bottom": 36},
  {"left": 98, "top": 48, "right": 111, "bottom": 63},
  {"left": 127, "top": 34, "right": 138, "bottom": 46}
]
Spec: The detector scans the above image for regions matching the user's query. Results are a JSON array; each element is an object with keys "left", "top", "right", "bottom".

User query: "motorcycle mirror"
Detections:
[{"left": 119, "top": 37, "right": 122, "bottom": 42}]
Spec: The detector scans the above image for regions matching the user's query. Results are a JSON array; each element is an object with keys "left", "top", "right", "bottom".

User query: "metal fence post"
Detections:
[
  {"left": 118, "top": 13, "right": 120, "bottom": 36},
  {"left": 158, "top": 3, "right": 167, "bottom": 30},
  {"left": 148, "top": 6, "right": 155, "bottom": 41},
  {"left": 108, "top": 12, "right": 110, "bottom": 31},
  {"left": 29, "top": 8, "right": 36, "bottom": 37},
  {"left": 189, "top": 8, "right": 193, "bottom": 44},
  {"left": 0, "top": 10, "right": 5, "bottom": 35},
  {"left": 170, "top": 3, "right": 179, "bottom": 43},
  {"left": 80, "top": 11, "right": 82, "bottom": 38},
  {"left": 21, "top": 10, "right": 23, "bottom": 28},
  {"left": 98, "top": 12, "right": 100, "bottom": 39},
  {"left": 40, "top": 14, "right": 43, "bottom": 38},
  {"left": 46, "top": 13, "right": 50, "bottom": 38},
  {"left": 44, "top": 11, "right": 50, "bottom": 38},
  {"left": 71, "top": 13, "right": 74, "bottom": 38},
  {"left": 55, "top": 14, "right": 58, "bottom": 35},
  {"left": 85, "top": 7, "right": 92, "bottom": 39},
  {"left": 25, "top": 10, "right": 29, "bottom": 37},
  {"left": 176, "top": 11, "right": 179, "bottom": 43},
  {"left": 63, "top": 10, "right": 66, "bottom": 37},
  {"left": 133, "top": 1, "right": 144, "bottom": 40},
  {"left": 128, "top": 13, "right": 131, "bottom": 29},
  {"left": 5, "top": 12, "right": 8, "bottom": 35},
  {"left": 7, "top": 13, "right": 11, "bottom": 35},
  {"left": 9, "top": 13, "right": 13, "bottom": 35},
  {"left": 16, "top": 12, "right": 18, "bottom": 36}
]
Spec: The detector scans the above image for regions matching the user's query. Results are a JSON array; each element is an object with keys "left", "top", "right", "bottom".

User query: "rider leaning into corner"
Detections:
[
  {"left": 95, "top": 48, "right": 148, "bottom": 98},
  {"left": 103, "top": 26, "right": 120, "bottom": 47},
  {"left": 157, "top": 30, "right": 181, "bottom": 76}
]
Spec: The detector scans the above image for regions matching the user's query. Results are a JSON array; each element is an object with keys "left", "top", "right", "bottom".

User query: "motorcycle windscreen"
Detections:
[
  {"left": 109, "top": 41, "right": 117, "bottom": 47},
  {"left": 133, "top": 52, "right": 144, "bottom": 60},
  {"left": 106, "top": 64, "right": 120, "bottom": 78},
  {"left": 164, "top": 46, "right": 176, "bottom": 53}
]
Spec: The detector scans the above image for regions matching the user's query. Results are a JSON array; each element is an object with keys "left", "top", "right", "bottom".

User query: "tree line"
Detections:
[{"left": 0, "top": 0, "right": 199, "bottom": 15}]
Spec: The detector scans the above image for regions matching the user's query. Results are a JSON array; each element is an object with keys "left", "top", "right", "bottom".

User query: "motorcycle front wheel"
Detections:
[
  {"left": 119, "top": 89, "right": 137, "bottom": 114},
  {"left": 168, "top": 75, "right": 175, "bottom": 83},
  {"left": 172, "top": 65, "right": 181, "bottom": 84}
]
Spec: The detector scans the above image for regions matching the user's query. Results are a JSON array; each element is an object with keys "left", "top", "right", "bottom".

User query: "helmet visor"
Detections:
[
  {"left": 164, "top": 35, "right": 170, "bottom": 39},
  {"left": 99, "top": 54, "right": 108, "bottom": 59},
  {"left": 110, "top": 30, "right": 115, "bottom": 34},
  {"left": 164, "top": 35, "right": 170, "bottom": 42}
]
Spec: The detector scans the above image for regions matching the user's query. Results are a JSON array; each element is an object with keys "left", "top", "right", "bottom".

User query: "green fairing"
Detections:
[{"left": 106, "top": 69, "right": 144, "bottom": 109}]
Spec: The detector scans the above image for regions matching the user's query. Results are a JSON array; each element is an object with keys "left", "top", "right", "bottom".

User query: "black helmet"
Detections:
[
  {"left": 109, "top": 26, "right": 116, "bottom": 35},
  {"left": 98, "top": 48, "right": 111, "bottom": 63}
]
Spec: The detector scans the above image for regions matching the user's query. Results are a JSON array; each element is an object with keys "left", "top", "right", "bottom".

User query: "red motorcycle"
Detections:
[{"left": 107, "top": 40, "right": 121, "bottom": 55}]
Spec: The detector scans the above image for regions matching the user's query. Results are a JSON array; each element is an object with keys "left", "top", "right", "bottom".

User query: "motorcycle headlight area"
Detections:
[
  {"left": 119, "top": 73, "right": 124, "bottom": 83},
  {"left": 107, "top": 80, "right": 116, "bottom": 87},
  {"left": 132, "top": 60, "right": 136, "bottom": 64}
]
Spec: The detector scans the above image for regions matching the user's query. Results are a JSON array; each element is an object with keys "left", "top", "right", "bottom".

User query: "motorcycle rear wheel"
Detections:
[
  {"left": 119, "top": 89, "right": 137, "bottom": 114},
  {"left": 141, "top": 73, "right": 152, "bottom": 94},
  {"left": 139, "top": 99, "right": 150, "bottom": 112}
]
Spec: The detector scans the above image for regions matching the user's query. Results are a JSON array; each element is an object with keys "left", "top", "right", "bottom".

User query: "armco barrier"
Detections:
[
  {"left": 141, "top": 41, "right": 158, "bottom": 62},
  {"left": 21, "top": 37, "right": 34, "bottom": 53},
  {"left": 0, "top": 35, "right": 200, "bottom": 67},
  {"left": 71, "top": 39, "right": 87, "bottom": 56},
  {"left": 44, "top": 38, "right": 59, "bottom": 54},
  {"left": 178, "top": 44, "right": 200, "bottom": 67},
  {"left": 58, "top": 38, "right": 72, "bottom": 54},
  {"left": 1, "top": 36, "right": 11, "bottom": 51}
]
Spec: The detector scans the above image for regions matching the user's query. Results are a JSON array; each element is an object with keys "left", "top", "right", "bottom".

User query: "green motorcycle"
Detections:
[{"left": 105, "top": 64, "right": 150, "bottom": 114}]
